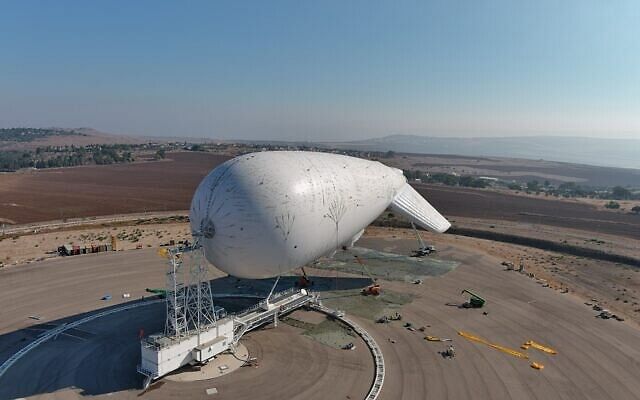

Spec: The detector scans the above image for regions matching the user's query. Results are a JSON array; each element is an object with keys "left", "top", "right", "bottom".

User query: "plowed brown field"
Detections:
[
  {"left": 0, "top": 152, "right": 229, "bottom": 224},
  {"left": 1, "top": 152, "right": 638, "bottom": 240}
]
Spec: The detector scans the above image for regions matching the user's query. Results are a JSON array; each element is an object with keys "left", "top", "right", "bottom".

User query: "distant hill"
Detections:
[
  {"left": 326, "top": 135, "right": 640, "bottom": 170},
  {"left": 0, "top": 127, "right": 85, "bottom": 142},
  {"left": 0, "top": 127, "right": 145, "bottom": 150}
]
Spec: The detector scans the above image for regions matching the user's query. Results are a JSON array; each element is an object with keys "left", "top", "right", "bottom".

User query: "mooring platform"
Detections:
[{"left": 137, "top": 288, "right": 317, "bottom": 384}]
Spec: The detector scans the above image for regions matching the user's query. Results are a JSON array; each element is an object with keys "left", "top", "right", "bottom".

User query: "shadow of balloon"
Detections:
[
  {"left": 0, "top": 275, "right": 371, "bottom": 399},
  {"left": 208, "top": 274, "right": 372, "bottom": 311},
  {"left": 0, "top": 298, "right": 165, "bottom": 399}
]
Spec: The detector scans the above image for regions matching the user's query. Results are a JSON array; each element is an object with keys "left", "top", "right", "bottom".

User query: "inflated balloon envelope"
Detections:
[{"left": 190, "top": 151, "right": 450, "bottom": 279}]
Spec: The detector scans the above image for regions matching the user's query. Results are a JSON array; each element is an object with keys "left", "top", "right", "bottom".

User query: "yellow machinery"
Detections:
[
  {"left": 530, "top": 362, "right": 544, "bottom": 370},
  {"left": 522, "top": 340, "right": 557, "bottom": 355},
  {"left": 458, "top": 331, "right": 529, "bottom": 359},
  {"left": 425, "top": 335, "right": 452, "bottom": 342},
  {"left": 458, "top": 331, "right": 553, "bottom": 371}
]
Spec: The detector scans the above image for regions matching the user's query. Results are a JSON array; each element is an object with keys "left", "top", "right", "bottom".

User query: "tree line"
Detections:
[{"left": 0, "top": 145, "right": 134, "bottom": 171}]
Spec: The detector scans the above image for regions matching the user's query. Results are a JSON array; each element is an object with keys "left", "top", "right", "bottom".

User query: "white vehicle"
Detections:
[{"left": 190, "top": 151, "right": 450, "bottom": 279}]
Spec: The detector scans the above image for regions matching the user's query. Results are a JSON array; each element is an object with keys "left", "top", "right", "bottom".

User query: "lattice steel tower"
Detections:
[{"left": 163, "top": 237, "right": 217, "bottom": 340}]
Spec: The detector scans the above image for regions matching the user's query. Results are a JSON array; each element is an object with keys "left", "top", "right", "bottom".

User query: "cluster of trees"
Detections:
[
  {"left": 605, "top": 202, "right": 640, "bottom": 213},
  {"left": 91, "top": 147, "right": 133, "bottom": 165},
  {"left": 403, "top": 170, "right": 489, "bottom": 188},
  {"left": 0, "top": 144, "right": 135, "bottom": 171},
  {"left": 0, "top": 128, "right": 83, "bottom": 142},
  {"left": 610, "top": 186, "right": 634, "bottom": 200},
  {"left": 519, "top": 181, "right": 639, "bottom": 201},
  {"left": 0, "top": 151, "right": 35, "bottom": 171},
  {"left": 401, "top": 171, "right": 640, "bottom": 205},
  {"left": 605, "top": 201, "right": 621, "bottom": 209}
]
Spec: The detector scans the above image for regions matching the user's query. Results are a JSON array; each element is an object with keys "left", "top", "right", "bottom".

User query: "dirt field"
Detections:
[
  {"left": 1, "top": 150, "right": 638, "bottom": 399},
  {"left": 1, "top": 230, "right": 639, "bottom": 399},
  {"left": 1, "top": 152, "right": 638, "bottom": 242},
  {"left": 385, "top": 153, "right": 640, "bottom": 187},
  {"left": 415, "top": 183, "right": 640, "bottom": 239},
  {"left": 449, "top": 217, "right": 640, "bottom": 260},
  {"left": 364, "top": 227, "right": 640, "bottom": 328},
  {"left": 0, "top": 152, "right": 230, "bottom": 224},
  {"left": 0, "top": 220, "right": 191, "bottom": 266}
]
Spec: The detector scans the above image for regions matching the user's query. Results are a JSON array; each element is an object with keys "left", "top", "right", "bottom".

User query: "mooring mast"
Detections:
[
  {"left": 139, "top": 236, "right": 315, "bottom": 385},
  {"left": 163, "top": 237, "right": 217, "bottom": 340}
]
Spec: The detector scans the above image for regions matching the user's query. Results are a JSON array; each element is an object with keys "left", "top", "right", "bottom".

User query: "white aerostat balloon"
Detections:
[{"left": 190, "top": 151, "right": 450, "bottom": 279}]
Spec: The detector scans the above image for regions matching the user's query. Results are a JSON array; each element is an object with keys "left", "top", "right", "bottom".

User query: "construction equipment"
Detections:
[
  {"left": 389, "top": 312, "right": 402, "bottom": 321},
  {"left": 530, "top": 362, "right": 544, "bottom": 370},
  {"left": 523, "top": 340, "right": 557, "bottom": 355},
  {"left": 442, "top": 344, "right": 456, "bottom": 358},
  {"left": 425, "top": 336, "right": 452, "bottom": 342},
  {"left": 598, "top": 310, "right": 612, "bottom": 319},
  {"left": 362, "top": 284, "right": 381, "bottom": 296},
  {"left": 354, "top": 255, "right": 381, "bottom": 296},
  {"left": 410, "top": 222, "right": 436, "bottom": 257},
  {"left": 376, "top": 312, "right": 402, "bottom": 323},
  {"left": 296, "top": 267, "right": 313, "bottom": 288},
  {"left": 461, "top": 289, "right": 486, "bottom": 308},
  {"left": 502, "top": 261, "right": 515, "bottom": 270},
  {"left": 342, "top": 342, "right": 355, "bottom": 350},
  {"left": 458, "top": 331, "right": 528, "bottom": 359}
]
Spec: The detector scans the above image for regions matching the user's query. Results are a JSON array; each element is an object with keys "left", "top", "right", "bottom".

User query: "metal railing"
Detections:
[
  {"left": 232, "top": 289, "right": 315, "bottom": 344},
  {"left": 310, "top": 303, "right": 385, "bottom": 400}
]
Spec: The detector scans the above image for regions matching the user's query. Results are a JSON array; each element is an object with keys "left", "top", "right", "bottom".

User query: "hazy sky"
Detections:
[{"left": 1, "top": 1, "right": 639, "bottom": 141}]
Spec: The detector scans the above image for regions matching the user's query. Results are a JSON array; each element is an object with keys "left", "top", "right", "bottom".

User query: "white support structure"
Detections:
[
  {"left": 164, "top": 247, "right": 187, "bottom": 337},
  {"left": 184, "top": 244, "right": 218, "bottom": 340},
  {"left": 140, "top": 240, "right": 227, "bottom": 381},
  {"left": 163, "top": 239, "right": 219, "bottom": 339},
  {"left": 232, "top": 288, "right": 315, "bottom": 344},
  {"left": 139, "top": 285, "right": 316, "bottom": 383},
  {"left": 139, "top": 317, "right": 234, "bottom": 378}
]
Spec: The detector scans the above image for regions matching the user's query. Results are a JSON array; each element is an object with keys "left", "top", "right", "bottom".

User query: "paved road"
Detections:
[{"left": 1, "top": 210, "right": 187, "bottom": 237}]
